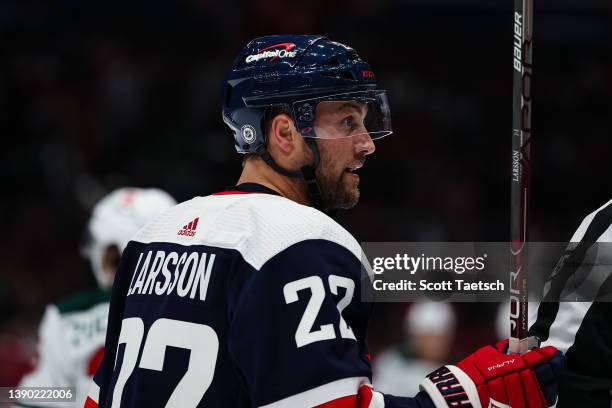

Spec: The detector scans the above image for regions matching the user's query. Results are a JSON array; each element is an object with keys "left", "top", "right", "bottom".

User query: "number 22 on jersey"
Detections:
[
  {"left": 112, "top": 318, "right": 218, "bottom": 408},
  {"left": 283, "top": 274, "right": 356, "bottom": 348}
]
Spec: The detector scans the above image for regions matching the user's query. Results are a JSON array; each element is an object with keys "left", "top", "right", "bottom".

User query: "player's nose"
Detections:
[{"left": 354, "top": 130, "right": 375, "bottom": 156}]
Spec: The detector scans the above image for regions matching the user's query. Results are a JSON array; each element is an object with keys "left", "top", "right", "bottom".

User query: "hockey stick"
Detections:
[{"left": 509, "top": 0, "right": 538, "bottom": 354}]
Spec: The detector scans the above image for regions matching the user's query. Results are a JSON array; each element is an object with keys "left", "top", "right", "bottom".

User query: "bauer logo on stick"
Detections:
[{"left": 513, "top": 12, "right": 523, "bottom": 72}]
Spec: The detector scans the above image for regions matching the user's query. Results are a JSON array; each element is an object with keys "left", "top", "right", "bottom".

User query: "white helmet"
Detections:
[
  {"left": 82, "top": 187, "right": 176, "bottom": 289},
  {"left": 404, "top": 302, "right": 456, "bottom": 335}
]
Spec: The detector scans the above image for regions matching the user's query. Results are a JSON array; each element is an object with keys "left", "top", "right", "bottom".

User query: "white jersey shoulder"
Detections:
[
  {"left": 19, "top": 289, "right": 110, "bottom": 407},
  {"left": 132, "top": 193, "right": 362, "bottom": 270}
]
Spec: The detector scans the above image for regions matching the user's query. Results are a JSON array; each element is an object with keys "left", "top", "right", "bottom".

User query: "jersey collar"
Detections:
[{"left": 213, "top": 183, "right": 282, "bottom": 196}]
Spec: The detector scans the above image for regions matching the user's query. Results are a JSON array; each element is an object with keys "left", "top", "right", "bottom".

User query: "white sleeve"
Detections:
[{"left": 19, "top": 304, "right": 72, "bottom": 391}]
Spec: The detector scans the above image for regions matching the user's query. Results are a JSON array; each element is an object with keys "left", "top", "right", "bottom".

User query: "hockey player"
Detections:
[
  {"left": 18, "top": 188, "right": 175, "bottom": 407},
  {"left": 373, "top": 302, "right": 456, "bottom": 397},
  {"left": 87, "top": 35, "right": 563, "bottom": 408},
  {"left": 530, "top": 197, "right": 612, "bottom": 407}
]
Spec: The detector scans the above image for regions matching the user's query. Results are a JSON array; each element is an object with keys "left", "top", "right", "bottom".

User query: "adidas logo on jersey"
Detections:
[{"left": 178, "top": 217, "right": 199, "bottom": 237}]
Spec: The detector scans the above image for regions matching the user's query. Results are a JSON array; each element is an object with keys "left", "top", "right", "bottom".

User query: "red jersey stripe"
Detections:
[
  {"left": 211, "top": 191, "right": 256, "bottom": 196},
  {"left": 314, "top": 384, "right": 374, "bottom": 408},
  {"left": 84, "top": 396, "right": 98, "bottom": 408}
]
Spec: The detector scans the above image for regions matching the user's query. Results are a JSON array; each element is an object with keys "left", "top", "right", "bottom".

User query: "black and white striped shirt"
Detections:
[{"left": 531, "top": 198, "right": 612, "bottom": 408}]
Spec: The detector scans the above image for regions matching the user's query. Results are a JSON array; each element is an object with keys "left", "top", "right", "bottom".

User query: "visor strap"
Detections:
[
  {"left": 256, "top": 143, "right": 326, "bottom": 211},
  {"left": 304, "top": 137, "right": 320, "bottom": 168},
  {"left": 300, "top": 164, "right": 323, "bottom": 209},
  {"left": 300, "top": 139, "right": 324, "bottom": 210}
]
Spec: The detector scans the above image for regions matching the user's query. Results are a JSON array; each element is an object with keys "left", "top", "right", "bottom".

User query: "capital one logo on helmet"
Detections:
[{"left": 245, "top": 42, "right": 297, "bottom": 63}]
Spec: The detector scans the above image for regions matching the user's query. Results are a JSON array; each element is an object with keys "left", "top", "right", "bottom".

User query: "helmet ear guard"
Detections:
[{"left": 222, "top": 106, "right": 268, "bottom": 154}]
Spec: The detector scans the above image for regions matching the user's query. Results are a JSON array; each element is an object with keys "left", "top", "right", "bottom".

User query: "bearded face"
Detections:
[
  {"left": 309, "top": 100, "right": 375, "bottom": 209},
  {"left": 315, "top": 139, "right": 365, "bottom": 209}
]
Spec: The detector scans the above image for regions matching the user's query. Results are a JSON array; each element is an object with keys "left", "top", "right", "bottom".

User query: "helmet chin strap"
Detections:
[
  {"left": 299, "top": 138, "right": 324, "bottom": 210},
  {"left": 255, "top": 139, "right": 325, "bottom": 211}
]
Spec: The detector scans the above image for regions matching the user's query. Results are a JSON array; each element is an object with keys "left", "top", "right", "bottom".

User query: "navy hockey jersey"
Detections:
[{"left": 86, "top": 184, "right": 433, "bottom": 408}]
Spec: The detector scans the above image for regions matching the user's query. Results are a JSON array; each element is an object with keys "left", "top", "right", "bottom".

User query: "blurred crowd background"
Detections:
[{"left": 1, "top": 0, "right": 611, "bottom": 387}]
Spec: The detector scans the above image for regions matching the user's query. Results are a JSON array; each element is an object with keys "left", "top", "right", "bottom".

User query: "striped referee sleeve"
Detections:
[{"left": 529, "top": 197, "right": 612, "bottom": 408}]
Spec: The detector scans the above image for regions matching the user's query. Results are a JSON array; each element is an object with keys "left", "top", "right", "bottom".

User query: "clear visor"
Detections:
[{"left": 292, "top": 90, "right": 392, "bottom": 140}]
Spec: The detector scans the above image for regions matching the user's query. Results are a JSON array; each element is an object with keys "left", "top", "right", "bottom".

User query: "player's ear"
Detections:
[{"left": 268, "top": 113, "right": 298, "bottom": 155}]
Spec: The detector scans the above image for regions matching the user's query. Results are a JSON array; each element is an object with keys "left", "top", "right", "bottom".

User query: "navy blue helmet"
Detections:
[{"left": 222, "top": 35, "right": 392, "bottom": 154}]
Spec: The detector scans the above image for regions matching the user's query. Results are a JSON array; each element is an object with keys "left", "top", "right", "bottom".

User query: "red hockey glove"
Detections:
[{"left": 420, "top": 341, "right": 564, "bottom": 408}]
